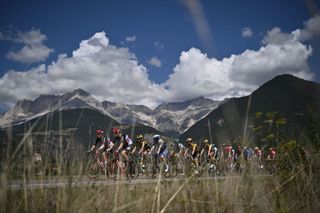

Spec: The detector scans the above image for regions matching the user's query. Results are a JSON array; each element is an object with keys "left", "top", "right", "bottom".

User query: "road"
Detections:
[{"left": 6, "top": 175, "right": 250, "bottom": 190}]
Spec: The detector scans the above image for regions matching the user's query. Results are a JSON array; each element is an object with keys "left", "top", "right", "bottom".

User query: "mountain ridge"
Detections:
[
  {"left": 180, "top": 74, "right": 320, "bottom": 145},
  {"left": 0, "top": 89, "right": 220, "bottom": 136}
]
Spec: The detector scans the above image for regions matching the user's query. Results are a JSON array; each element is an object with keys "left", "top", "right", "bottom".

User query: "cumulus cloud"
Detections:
[
  {"left": 0, "top": 15, "right": 317, "bottom": 111},
  {"left": 147, "top": 57, "right": 162, "bottom": 67},
  {"left": 241, "top": 27, "right": 253, "bottom": 38},
  {"left": 0, "top": 29, "right": 53, "bottom": 64},
  {"left": 262, "top": 27, "right": 292, "bottom": 45},
  {"left": 125, "top": 35, "right": 136, "bottom": 42},
  {"left": 0, "top": 32, "right": 165, "bottom": 109},
  {"left": 164, "top": 28, "right": 313, "bottom": 101},
  {"left": 163, "top": 48, "right": 233, "bottom": 101},
  {"left": 162, "top": 15, "right": 318, "bottom": 102},
  {"left": 293, "top": 14, "right": 320, "bottom": 41}
]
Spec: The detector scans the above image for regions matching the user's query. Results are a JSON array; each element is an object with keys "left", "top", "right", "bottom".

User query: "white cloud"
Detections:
[
  {"left": 6, "top": 44, "right": 53, "bottom": 64},
  {"left": 229, "top": 40, "right": 313, "bottom": 88},
  {"left": 163, "top": 48, "right": 233, "bottom": 101},
  {"left": 0, "top": 29, "right": 53, "bottom": 64},
  {"left": 0, "top": 32, "right": 165, "bottom": 109},
  {"left": 125, "top": 35, "right": 136, "bottom": 42},
  {"left": 164, "top": 29, "right": 313, "bottom": 101},
  {"left": 241, "top": 27, "right": 253, "bottom": 38},
  {"left": 0, "top": 15, "right": 317, "bottom": 111},
  {"left": 262, "top": 27, "right": 301, "bottom": 45},
  {"left": 147, "top": 57, "right": 162, "bottom": 67},
  {"left": 294, "top": 14, "right": 320, "bottom": 41}
]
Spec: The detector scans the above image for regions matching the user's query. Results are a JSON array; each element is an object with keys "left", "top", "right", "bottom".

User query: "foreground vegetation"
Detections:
[
  {"left": 1, "top": 109, "right": 320, "bottom": 212},
  {"left": 1, "top": 142, "right": 319, "bottom": 213}
]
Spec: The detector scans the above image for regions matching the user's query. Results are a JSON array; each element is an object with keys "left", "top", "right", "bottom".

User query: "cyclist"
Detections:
[
  {"left": 175, "top": 140, "right": 187, "bottom": 157},
  {"left": 112, "top": 127, "right": 133, "bottom": 168},
  {"left": 131, "top": 134, "right": 151, "bottom": 168},
  {"left": 131, "top": 134, "right": 151, "bottom": 156},
  {"left": 149, "top": 135, "right": 169, "bottom": 173},
  {"left": 254, "top": 147, "right": 262, "bottom": 160},
  {"left": 87, "top": 129, "right": 108, "bottom": 172},
  {"left": 185, "top": 138, "right": 200, "bottom": 174},
  {"left": 211, "top": 143, "right": 220, "bottom": 170},
  {"left": 89, "top": 129, "right": 106, "bottom": 154},
  {"left": 222, "top": 143, "right": 233, "bottom": 160},
  {"left": 267, "top": 147, "right": 276, "bottom": 161},
  {"left": 253, "top": 146, "right": 263, "bottom": 171},
  {"left": 200, "top": 139, "right": 212, "bottom": 161},
  {"left": 97, "top": 135, "right": 115, "bottom": 168},
  {"left": 243, "top": 146, "right": 252, "bottom": 161}
]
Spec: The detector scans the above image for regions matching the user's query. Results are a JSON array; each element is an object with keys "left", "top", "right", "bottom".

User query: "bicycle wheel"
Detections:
[{"left": 86, "top": 156, "right": 100, "bottom": 179}]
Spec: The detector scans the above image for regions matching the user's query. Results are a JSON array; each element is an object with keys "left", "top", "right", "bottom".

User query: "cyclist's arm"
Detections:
[
  {"left": 106, "top": 142, "right": 114, "bottom": 152},
  {"left": 192, "top": 146, "right": 196, "bottom": 156},
  {"left": 98, "top": 144, "right": 105, "bottom": 152},
  {"left": 231, "top": 149, "right": 235, "bottom": 159},
  {"left": 157, "top": 143, "right": 162, "bottom": 154},
  {"left": 138, "top": 141, "right": 145, "bottom": 154},
  {"left": 184, "top": 148, "right": 188, "bottom": 157},
  {"left": 200, "top": 149, "right": 204, "bottom": 156},
  {"left": 148, "top": 145, "right": 155, "bottom": 155},
  {"left": 117, "top": 140, "right": 124, "bottom": 151},
  {"left": 89, "top": 145, "right": 96, "bottom": 152},
  {"left": 207, "top": 145, "right": 212, "bottom": 156},
  {"left": 131, "top": 146, "right": 137, "bottom": 154},
  {"left": 178, "top": 148, "right": 183, "bottom": 156}
]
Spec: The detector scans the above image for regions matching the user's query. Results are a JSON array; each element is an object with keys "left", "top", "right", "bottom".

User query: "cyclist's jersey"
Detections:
[
  {"left": 101, "top": 138, "right": 114, "bottom": 152},
  {"left": 224, "top": 146, "right": 232, "bottom": 159},
  {"left": 175, "top": 143, "right": 187, "bottom": 153},
  {"left": 112, "top": 135, "right": 122, "bottom": 146},
  {"left": 122, "top": 134, "right": 133, "bottom": 150},
  {"left": 269, "top": 150, "right": 276, "bottom": 160},
  {"left": 135, "top": 139, "right": 151, "bottom": 151},
  {"left": 188, "top": 143, "right": 199, "bottom": 157},
  {"left": 112, "top": 134, "right": 132, "bottom": 151},
  {"left": 243, "top": 147, "right": 252, "bottom": 159},
  {"left": 94, "top": 136, "right": 106, "bottom": 147},
  {"left": 158, "top": 139, "right": 167, "bottom": 153},
  {"left": 151, "top": 139, "right": 167, "bottom": 153},
  {"left": 254, "top": 149, "right": 262, "bottom": 159},
  {"left": 212, "top": 146, "right": 219, "bottom": 159},
  {"left": 203, "top": 143, "right": 212, "bottom": 152}
]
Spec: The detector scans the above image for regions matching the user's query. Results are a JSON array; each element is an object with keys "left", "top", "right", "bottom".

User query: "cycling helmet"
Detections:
[
  {"left": 203, "top": 139, "right": 209, "bottom": 144},
  {"left": 96, "top": 129, "right": 104, "bottom": 135},
  {"left": 137, "top": 134, "right": 143, "bottom": 140},
  {"left": 254, "top": 147, "right": 259, "bottom": 150},
  {"left": 112, "top": 127, "right": 120, "bottom": 134},
  {"left": 186, "top": 138, "right": 193, "bottom": 143},
  {"left": 153, "top": 135, "right": 160, "bottom": 140}
]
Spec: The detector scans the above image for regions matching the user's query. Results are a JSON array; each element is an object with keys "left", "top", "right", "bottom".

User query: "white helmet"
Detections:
[{"left": 153, "top": 134, "right": 160, "bottom": 140}]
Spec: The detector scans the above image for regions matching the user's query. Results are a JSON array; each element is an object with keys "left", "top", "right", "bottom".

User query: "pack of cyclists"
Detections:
[{"left": 88, "top": 127, "right": 278, "bottom": 179}]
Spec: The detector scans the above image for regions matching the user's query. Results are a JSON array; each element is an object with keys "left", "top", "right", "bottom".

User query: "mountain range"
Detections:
[
  {"left": 1, "top": 74, "right": 319, "bottom": 149},
  {"left": 0, "top": 89, "right": 219, "bottom": 137}
]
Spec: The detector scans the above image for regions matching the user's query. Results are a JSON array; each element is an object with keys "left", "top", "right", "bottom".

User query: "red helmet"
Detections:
[
  {"left": 112, "top": 127, "right": 120, "bottom": 134},
  {"left": 96, "top": 129, "right": 104, "bottom": 135}
]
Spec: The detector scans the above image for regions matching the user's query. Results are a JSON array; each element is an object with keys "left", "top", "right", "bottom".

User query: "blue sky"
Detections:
[{"left": 0, "top": 0, "right": 320, "bottom": 110}]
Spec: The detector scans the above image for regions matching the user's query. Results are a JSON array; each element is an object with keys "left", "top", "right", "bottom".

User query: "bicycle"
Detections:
[
  {"left": 85, "top": 151, "right": 107, "bottom": 179},
  {"left": 113, "top": 150, "right": 131, "bottom": 181},
  {"left": 150, "top": 153, "right": 171, "bottom": 179}
]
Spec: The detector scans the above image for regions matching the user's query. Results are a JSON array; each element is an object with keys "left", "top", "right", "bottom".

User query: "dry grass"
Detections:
[{"left": 1, "top": 121, "right": 320, "bottom": 213}]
